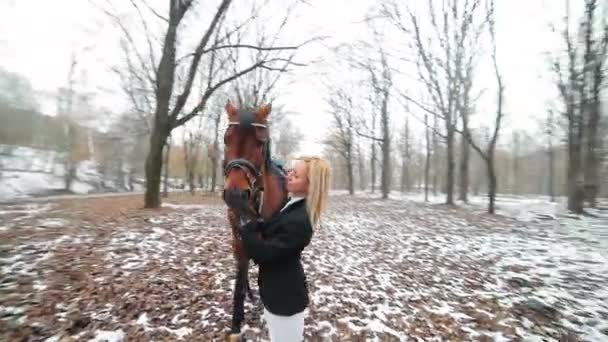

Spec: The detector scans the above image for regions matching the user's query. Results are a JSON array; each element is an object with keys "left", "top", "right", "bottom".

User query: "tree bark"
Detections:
[
  {"left": 548, "top": 141, "right": 555, "bottom": 203},
  {"left": 459, "top": 130, "right": 470, "bottom": 203},
  {"left": 487, "top": 155, "right": 497, "bottom": 214},
  {"left": 445, "top": 129, "right": 455, "bottom": 205},
  {"left": 424, "top": 113, "right": 431, "bottom": 202},
  {"left": 401, "top": 119, "right": 410, "bottom": 192},
  {"left": 358, "top": 143, "right": 366, "bottom": 191},
  {"left": 144, "top": 125, "right": 168, "bottom": 208},
  {"left": 432, "top": 113, "right": 439, "bottom": 195},
  {"left": 162, "top": 136, "right": 171, "bottom": 198},
  {"left": 211, "top": 112, "right": 221, "bottom": 193},
  {"left": 347, "top": 157, "right": 354, "bottom": 195},
  {"left": 567, "top": 117, "right": 585, "bottom": 213},
  {"left": 371, "top": 114, "right": 377, "bottom": 194},
  {"left": 585, "top": 43, "right": 603, "bottom": 207},
  {"left": 380, "top": 92, "right": 391, "bottom": 199}
]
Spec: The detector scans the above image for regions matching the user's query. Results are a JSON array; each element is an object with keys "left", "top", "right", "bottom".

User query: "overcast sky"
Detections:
[{"left": 0, "top": 0, "right": 574, "bottom": 155}]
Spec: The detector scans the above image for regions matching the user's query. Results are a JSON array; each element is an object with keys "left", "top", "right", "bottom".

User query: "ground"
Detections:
[{"left": 0, "top": 192, "right": 607, "bottom": 341}]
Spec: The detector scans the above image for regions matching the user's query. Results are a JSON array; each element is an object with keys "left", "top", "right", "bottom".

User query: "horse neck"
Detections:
[{"left": 260, "top": 163, "right": 288, "bottom": 220}]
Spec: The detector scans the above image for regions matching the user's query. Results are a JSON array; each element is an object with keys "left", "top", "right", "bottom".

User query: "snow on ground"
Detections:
[
  {"left": 0, "top": 144, "right": 178, "bottom": 201},
  {"left": 0, "top": 171, "right": 97, "bottom": 200},
  {"left": 0, "top": 144, "right": 101, "bottom": 200},
  {"left": 0, "top": 194, "right": 607, "bottom": 341}
]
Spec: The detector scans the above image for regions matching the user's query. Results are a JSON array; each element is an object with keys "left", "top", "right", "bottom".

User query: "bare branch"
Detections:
[
  {"left": 170, "top": 0, "right": 232, "bottom": 120},
  {"left": 355, "top": 128, "right": 384, "bottom": 142},
  {"left": 174, "top": 60, "right": 268, "bottom": 128},
  {"left": 140, "top": 0, "right": 168, "bottom": 23},
  {"left": 203, "top": 43, "right": 299, "bottom": 54},
  {"left": 128, "top": 0, "right": 158, "bottom": 78},
  {"left": 95, "top": 0, "right": 156, "bottom": 87}
]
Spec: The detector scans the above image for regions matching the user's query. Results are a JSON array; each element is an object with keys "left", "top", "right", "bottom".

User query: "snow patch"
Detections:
[{"left": 88, "top": 329, "right": 125, "bottom": 342}]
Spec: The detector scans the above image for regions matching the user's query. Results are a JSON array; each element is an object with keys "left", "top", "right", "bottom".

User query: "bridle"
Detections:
[{"left": 222, "top": 120, "right": 269, "bottom": 219}]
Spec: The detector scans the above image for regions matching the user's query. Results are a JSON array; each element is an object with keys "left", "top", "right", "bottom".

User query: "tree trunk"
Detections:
[
  {"left": 128, "top": 168, "right": 135, "bottom": 191},
  {"left": 548, "top": 144, "right": 555, "bottom": 202},
  {"left": 401, "top": 119, "right": 410, "bottom": 193},
  {"left": 424, "top": 113, "right": 431, "bottom": 202},
  {"left": 432, "top": 114, "right": 439, "bottom": 195},
  {"left": 401, "top": 160, "right": 408, "bottom": 193},
  {"left": 445, "top": 129, "right": 455, "bottom": 205},
  {"left": 117, "top": 153, "right": 125, "bottom": 190},
  {"left": 567, "top": 115, "right": 584, "bottom": 213},
  {"left": 211, "top": 113, "right": 221, "bottom": 193},
  {"left": 188, "top": 169, "right": 195, "bottom": 195},
  {"left": 347, "top": 158, "right": 354, "bottom": 195},
  {"left": 487, "top": 156, "right": 497, "bottom": 214},
  {"left": 371, "top": 115, "right": 377, "bottom": 194},
  {"left": 162, "top": 137, "right": 171, "bottom": 198},
  {"left": 64, "top": 123, "right": 77, "bottom": 192},
  {"left": 211, "top": 147, "right": 218, "bottom": 193},
  {"left": 65, "top": 162, "right": 76, "bottom": 192},
  {"left": 144, "top": 125, "right": 167, "bottom": 208},
  {"left": 585, "top": 80, "right": 601, "bottom": 207},
  {"left": 380, "top": 94, "right": 391, "bottom": 199},
  {"left": 358, "top": 143, "right": 366, "bottom": 191},
  {"left": 473, "top": 163, "right": 482, "bottom": 196},
  {"left": 459, "top": 132, "right": 470, "bottom": 203}
]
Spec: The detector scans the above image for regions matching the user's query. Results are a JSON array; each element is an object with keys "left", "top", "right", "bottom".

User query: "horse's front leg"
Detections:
[{"left": 229, "top": 253, "right": 249, "bottom": 341}]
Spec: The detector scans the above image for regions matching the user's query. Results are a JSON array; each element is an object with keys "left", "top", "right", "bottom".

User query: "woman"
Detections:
[{"left": 240, "top": 156, "right": 330, "bottom": 341}]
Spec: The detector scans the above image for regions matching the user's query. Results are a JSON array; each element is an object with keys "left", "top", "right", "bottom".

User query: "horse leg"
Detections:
[
  {"left": 245, "top": 261, "right": 254, "bottom": 301},
  {"left": 229, "top": 257, "right": 248, "bottom": 340}
]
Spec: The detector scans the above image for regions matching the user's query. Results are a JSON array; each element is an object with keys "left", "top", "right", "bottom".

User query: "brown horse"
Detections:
[{"left": 222, "top": 101, "right": 288, "bottom": 340}]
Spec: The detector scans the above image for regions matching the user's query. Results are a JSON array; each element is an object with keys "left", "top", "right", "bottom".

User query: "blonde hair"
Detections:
[{"left": 296, "top": 156, "right": 330, "bottom": 227}]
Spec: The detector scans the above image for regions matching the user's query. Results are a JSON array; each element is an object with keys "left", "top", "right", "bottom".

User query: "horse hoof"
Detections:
[{"left": 227, "top": 333, "right": 242, "bottom": 342}]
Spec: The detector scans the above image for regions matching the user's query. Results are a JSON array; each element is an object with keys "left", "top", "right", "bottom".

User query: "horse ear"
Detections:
[
  {"left": 256, "top": 103, "right": 272, "bottom": 121},
  {"left": 225, "top": 100, "right": 238, "bottom": 118}
]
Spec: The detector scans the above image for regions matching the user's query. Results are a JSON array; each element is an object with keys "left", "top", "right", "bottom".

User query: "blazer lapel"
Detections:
[{"left": 262, "top": 200, "right": 305, "bottom": 236}]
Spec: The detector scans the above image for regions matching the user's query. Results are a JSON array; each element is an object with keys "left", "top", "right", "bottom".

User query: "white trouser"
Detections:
[{"left": 263, "top": 308, "right": 305, "bottom": 342}]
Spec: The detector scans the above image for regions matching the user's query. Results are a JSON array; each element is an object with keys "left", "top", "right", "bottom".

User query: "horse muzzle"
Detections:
[{"left": 223, "top": 188, "right": 252, "bottom": 213}]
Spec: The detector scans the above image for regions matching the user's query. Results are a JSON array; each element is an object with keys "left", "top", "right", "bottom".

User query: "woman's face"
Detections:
[{"left": 287, "top": 160, "right": 309, "bottom": 195}]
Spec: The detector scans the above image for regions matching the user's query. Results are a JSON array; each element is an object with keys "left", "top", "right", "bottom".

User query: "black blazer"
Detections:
[{"left": 241, "top": 199, "right": 313, "bottom": 316}]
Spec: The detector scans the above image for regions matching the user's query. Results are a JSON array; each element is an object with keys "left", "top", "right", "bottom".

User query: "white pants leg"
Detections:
[{"left": 263, "top": 308, "right": 305, "bottom": 342}]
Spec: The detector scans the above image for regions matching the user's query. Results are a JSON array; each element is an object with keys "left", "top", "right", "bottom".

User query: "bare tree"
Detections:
[
  {"left": 162, "top": 134, "right": 171, "bottom": 197},
  {"left": 100, "top": 0, "right": 311, "bottom": 207},
  {"left": 432, "top": 110, "right": 440, "bottom": 195},
  {"left": 544, "top": 109, "right": 558, "bottom": 202},
  {"left": 324, "top": 86, "right": 356, "bottom": 195},
  {"left": 357, "top": 45, "right": 393, "bottom": 199},
  {"left": 458, "top": 0, "right": 504, "bottom": 214},
  {"left": 582, "top": 0, "right": 607, "bottom": 207},
  {"left": 357, "top": 141, "right": 366, "bottom": 191},
  {"left": 454, "top": 29, "right": 477, "bottom": 203},
  {"left": 400, "top": 118, "right": 411, "bottom": 192},
  {"left": 57, "top": 53, "right": 87, "bottom": 192},
  {"left": 370, "top": 99, "right": 378, "bottom": 193},
  {"left": 274, "top": 117, "right": 303, "bottom": 160},
  {"left": 183, "top": 116, "right": 205, "bottom": 194},
  {"left": 209, "top": 100, "right": 223, "bottom": 193},
  {"left": 551, "top": 0, "right": 607, "bottom": 212},
  {"left": 382, "top": 0, "right": 486, "bottom": 205}
]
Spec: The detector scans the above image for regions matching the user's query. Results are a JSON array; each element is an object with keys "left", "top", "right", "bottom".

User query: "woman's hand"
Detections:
[{"left": 239, "top": 218, "right": 263, "bottom": 236}]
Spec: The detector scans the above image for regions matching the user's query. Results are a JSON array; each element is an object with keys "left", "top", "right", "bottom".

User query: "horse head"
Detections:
[{"left": 222, "top": 101, "right": 271, "bottom": 218}]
